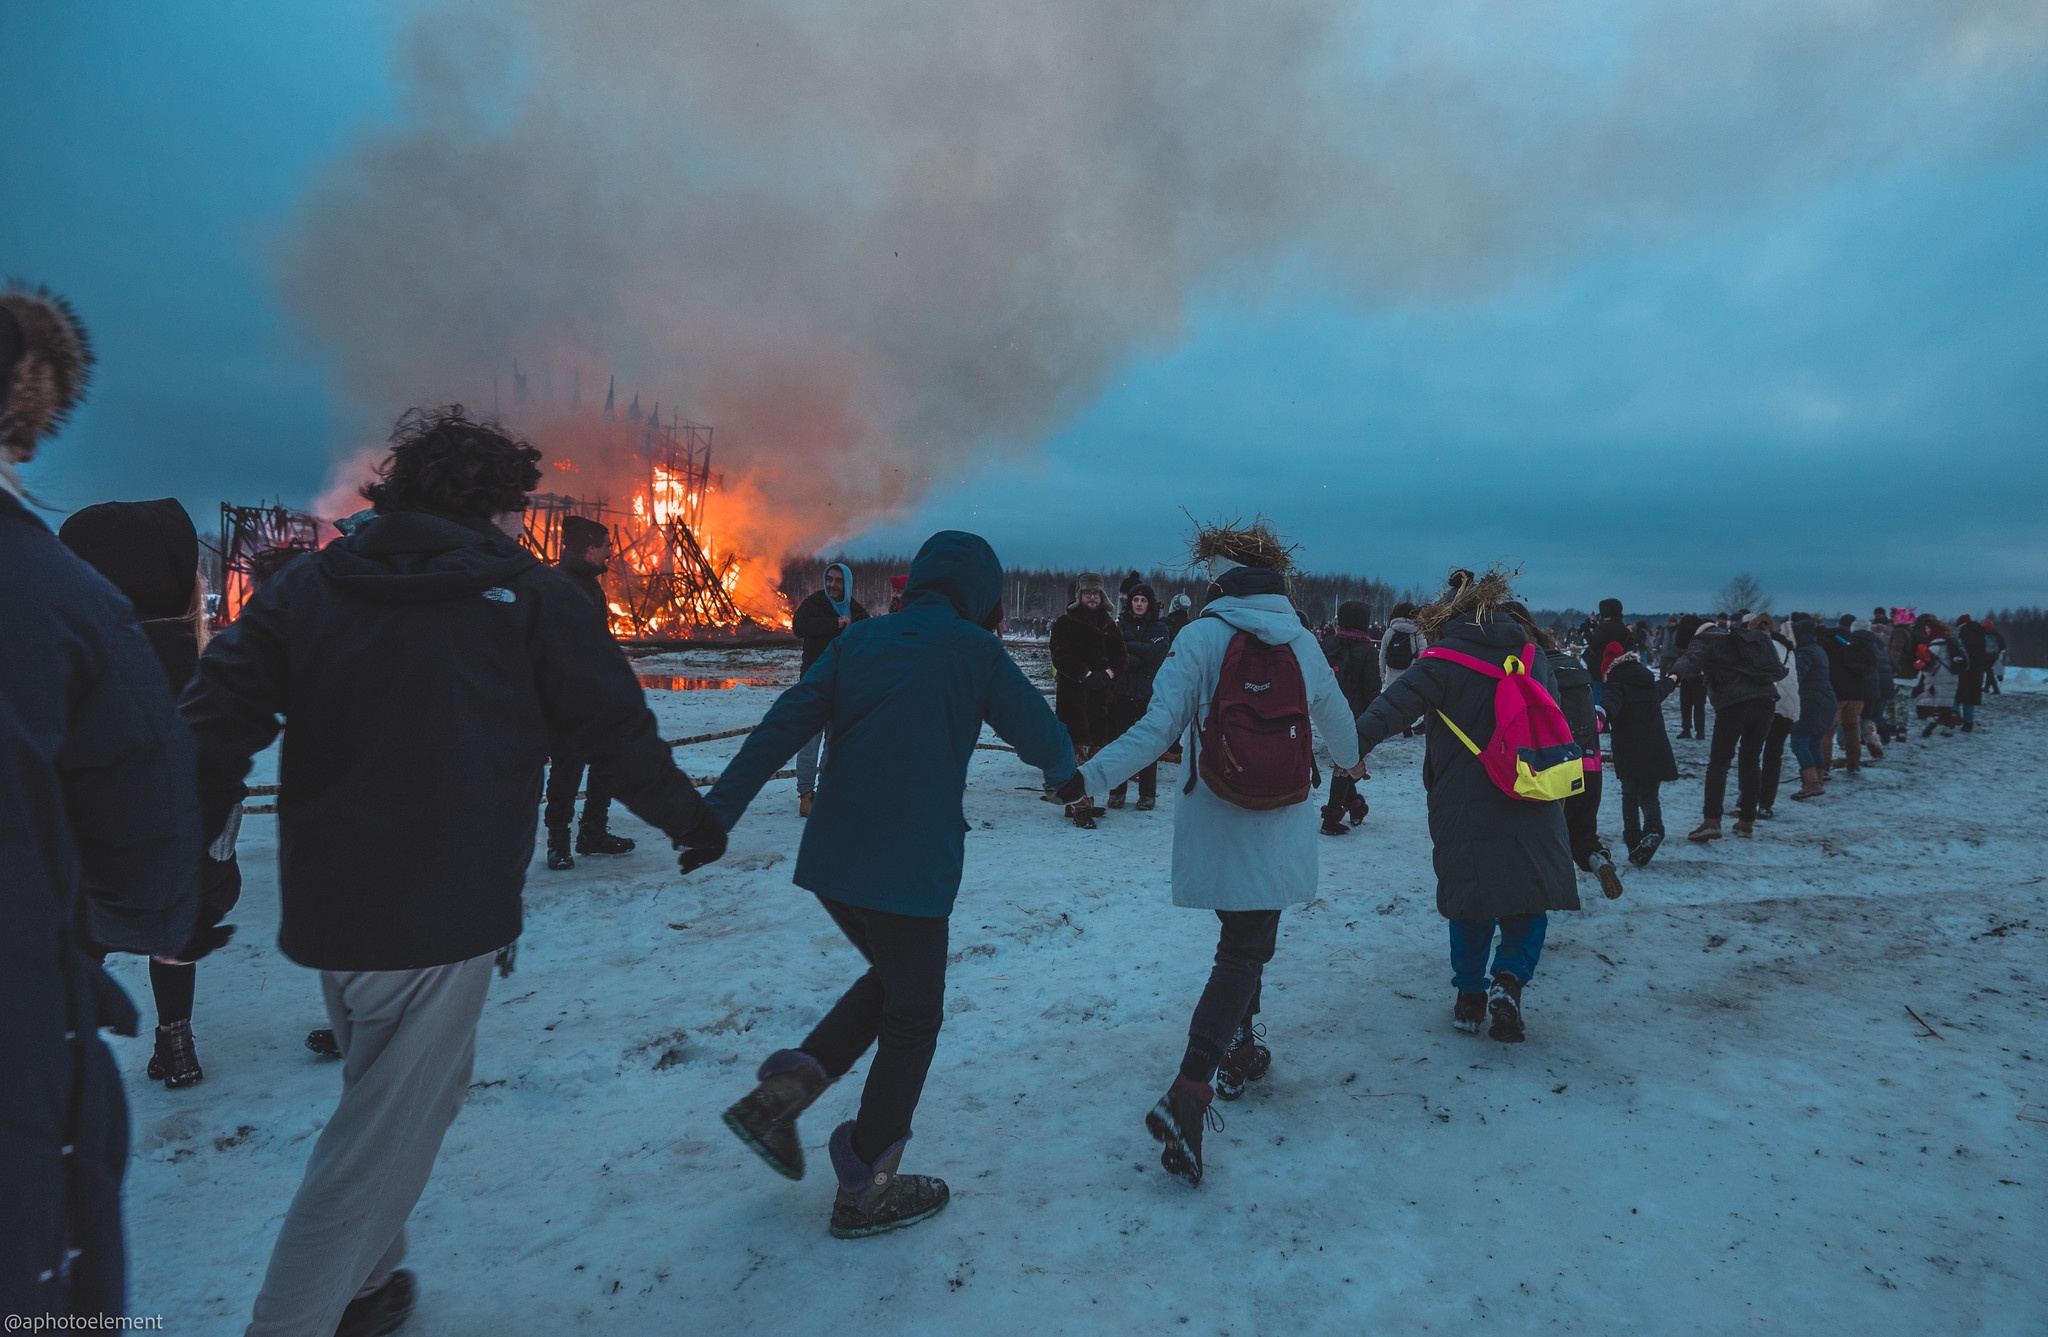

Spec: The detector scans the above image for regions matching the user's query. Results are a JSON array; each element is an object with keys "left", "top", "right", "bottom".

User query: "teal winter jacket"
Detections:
[{"left": 705, "top": 531, "right": 1075, "bottom": 916}]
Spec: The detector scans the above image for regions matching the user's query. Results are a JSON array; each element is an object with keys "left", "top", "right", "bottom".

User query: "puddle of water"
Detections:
[{"left": 637, "top": 675, "right": 781, "bottom": 692}]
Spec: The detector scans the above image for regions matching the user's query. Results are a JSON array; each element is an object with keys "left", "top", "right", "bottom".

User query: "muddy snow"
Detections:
[{"left": 113, "top": 650, "right": 2047, "bottom": 1333}]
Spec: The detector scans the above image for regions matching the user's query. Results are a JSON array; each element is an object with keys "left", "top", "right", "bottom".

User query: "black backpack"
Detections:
[
  {"left": 1730, "top": 630, "right": 1789, "bottom": 684},
  {"left": 1384, "top": 628, "right": 1416, "bottom": 672}
]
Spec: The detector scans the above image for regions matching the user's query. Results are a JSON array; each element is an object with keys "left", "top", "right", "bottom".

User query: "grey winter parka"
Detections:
[{"left": 1354, "top": 615, "right": 1579, "bottom": 922}]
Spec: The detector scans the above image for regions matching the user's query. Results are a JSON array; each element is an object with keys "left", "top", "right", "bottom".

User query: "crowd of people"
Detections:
[{"left": 1, "top": 276, "right": 2019, "bottom": 1330}]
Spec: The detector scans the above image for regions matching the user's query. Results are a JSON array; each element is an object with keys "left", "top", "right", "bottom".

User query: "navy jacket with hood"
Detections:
[
  {"left": 1, "top": 490, "right": 200, "bottom": 1316},
  {"left": 705, "top": 531, "right": 1075, "bottom": 917},
  {"left": 180, "top": 509, "right": 706, "bottom": 971}
]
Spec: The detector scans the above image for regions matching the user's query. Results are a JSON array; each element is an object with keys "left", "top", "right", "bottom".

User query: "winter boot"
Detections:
[
  {"left": 335, "top": 1268, "right": 415, "bottom": 1337},
  {"left": 1962, "top": 719, "right": 1975, "bottom": 734},
  {"left": 1319, "top": 803, "right": 1351, "bottom": 836},
  {"left": 1627, "top": 831, "right": 1663, "bottom": 868},
  {"left": 1214, "top": 1021, "right": 1271, "bottom": 1101},
  {"left": 1588, "top": 851, "right": 1625, "bottom": 900},
  {"left": 1135, "top": 795, "right": 1157, "bottom": 812},
  {"left": 1487, "top": 972, "right": 1526, "bottom": 1044},
  {"left": 305, "top": 1028, "right": 341, "bottom": 1060},
  {"left": 1107, "top": 788, "right": 1127, "bottom": 809},
  {"left": 1864, "top": 733, "right": 1884, "bottom": 761},
  {"left": 1732, "top": 817, "right": 1754, "bottom": 836},
  {"left": 576, "top": 823, "right": 636, "bottom": 856},
  {"left": 1792, "top": 768, "right": 1824, "bottom": 800},
  {"left": 545, "top": 826, "right": 574, "bottom": 871},
  {"left": 800, "top": 792, "right": 814, "bottom": 818},
  {"left": 1345, "top": 793, "right": 1368, "bottom": 826},
  {"left": 827, "top": 1122, "right": 949, "bottom": 1239},
  {"left": 146, "top": 1019, "right": 203, "bottom": 1088},
  {"left": 1067, "top": 799, "right": 1097, "bottom": 830},
  {"left": 1453, "top": 992, "right": 1488, "bottom": 1034},
  {"left": 1687, "top": 817, "right": 1722, "bottom": 843},
  {"left": 722, "top": 1049, "right": 832, "bottom": 1180},
  {"left": 1756, "top": 805, "right": 1774, "bottom": 820},
  {"left": 1145, "top": 1075, "right": 1220, "bottom": 1187}
]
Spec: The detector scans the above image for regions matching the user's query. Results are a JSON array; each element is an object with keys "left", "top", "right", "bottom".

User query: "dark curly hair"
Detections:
[{"left": 361, "top": 406, "right": 543, "bottom": 518}]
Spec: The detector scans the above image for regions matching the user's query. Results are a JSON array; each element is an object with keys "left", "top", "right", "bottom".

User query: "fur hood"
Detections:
[{"left": 0, "top": 283, "right": 95, "bottom": 462}]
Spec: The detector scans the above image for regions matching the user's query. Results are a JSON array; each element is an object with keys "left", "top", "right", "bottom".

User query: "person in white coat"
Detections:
[
  {"left": 1076, "top": 528, "right": 1362, "bottom": 1187},
  {"left": 1753, "top": 614, "right": 1800, "bottom": 818}
]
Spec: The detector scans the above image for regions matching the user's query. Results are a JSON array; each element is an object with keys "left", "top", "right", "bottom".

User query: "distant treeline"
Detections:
[
  {"left": 780, "top": 556, "right": 1427, "bottom": 625},
  {"left": 1989, "top": 608, "right": 2048, "bottom": 668}
]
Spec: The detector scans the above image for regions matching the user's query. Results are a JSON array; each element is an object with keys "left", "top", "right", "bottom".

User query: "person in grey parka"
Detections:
[
  {"left": 1077, "top": 520, "right": 1361, "bottom": 1188},
  {"left": 1353, "top": 568, "right": 1578, "bottom": 1045}
]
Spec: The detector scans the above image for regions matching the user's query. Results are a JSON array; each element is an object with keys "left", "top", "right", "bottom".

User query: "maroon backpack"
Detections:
[{"left": 1194, "top": 630, "right": 1315, "bottom": 809}]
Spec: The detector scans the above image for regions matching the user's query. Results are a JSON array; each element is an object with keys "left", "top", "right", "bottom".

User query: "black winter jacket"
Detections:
[
  {"left": 1354, "top": 615, "right": 1578, "bottom": 921},
  {"left": 1050, "top": 601, "right": 1127, "bottom": 747},
  {"left": 1823, "top": 628, "right": 1875, "bottom": 702},
  {"left": 791, "top": 588, "right": 872, "bottom": 675},
  {"left": 1668, "top": 625, "right": 1786, "bottom": 710},
  {"left": 1115, "top": 607, "right": 1172, "bottom": 702},
  {"left": 1588, "top": 615, "right": 1634, "bottom": 664},
  {"left": 1601, "top": 658, "right": 1678, "bottom": 782},
  {"left": 2, "top": 492, "right": 201, "bottom": 1316},
  {"left": 180, "top": 510, "right": 707, "bottom": 972},
  {"left": 556, "top": 550, "right": 610, "bottom": 620},
  {"left": 1544, "top": 647, "right": 1599, "bottom": 754},
  {"left": 1790, "top": 621, "right": 1839, "bottom": 740}
]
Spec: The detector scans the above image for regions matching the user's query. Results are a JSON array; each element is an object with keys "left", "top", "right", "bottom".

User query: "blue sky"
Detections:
[{"left": 5, "top": 3, "right": 2044, "bottom": 614}]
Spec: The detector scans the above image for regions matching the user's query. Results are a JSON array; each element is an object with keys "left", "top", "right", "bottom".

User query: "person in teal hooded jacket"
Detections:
[{"left": 695, "top": 530, "right": 1076, "bottom": 1239}]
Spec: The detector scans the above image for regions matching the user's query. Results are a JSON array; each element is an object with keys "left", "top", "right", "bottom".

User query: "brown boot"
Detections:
[
  {"left": 1732, "top": 817, "right": 1754, "bottom": 836},
  {"left": 1791, "top": 768, "right": 1824, "bottom": 800},
  {"left": 1687, "top": 817, "right": 1722, "bottom": 842}
]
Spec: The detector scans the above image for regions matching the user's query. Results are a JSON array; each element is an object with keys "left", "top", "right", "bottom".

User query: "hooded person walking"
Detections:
[
  {"left": 701, "top": 532, "right": 1075, "bottom": 1238},
  {"left": 1106, "top": 581, "right": 1172, "bottom": 810},
  {"left": 1076, "top": 519, "right": 1361, "bottom": 1187},
  {"left": 1787, "top": 618, "right": 1838, "bottom": 799},
  {"left": 1600, "top": 647, "right": 1678, "bottom": 865},
  {"left": 787, "top": 561, "right": 870, "bottom": 815},
  {"left": 542, "top": 513, "right": 637, "bottom": 867},
  {"left": 1506, "top": 603, "right": 1621, "bottom": 899},
  {"left": 1378, "top": 601, "right": 1429, "bottom": 735},
  {"left": 1320, "top": 600, "right": 1380, "bottom": 832},
  {"left": 58, "top": 499, "right": 242, "bottom": 1090},
  {"left": 1353, "top": 568, "right": 1579, "bottom": 1044},
  {"left": 1049, "top": 571, "right": 1128, "bottom": 827},
  {"left": 1666, "top": 613, "right": 1788, "bottom": 840}
]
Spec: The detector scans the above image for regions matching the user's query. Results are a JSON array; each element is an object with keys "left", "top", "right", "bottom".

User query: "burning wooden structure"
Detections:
[{"left": 218, "top": 500, "right": 324, "bottom": 622}]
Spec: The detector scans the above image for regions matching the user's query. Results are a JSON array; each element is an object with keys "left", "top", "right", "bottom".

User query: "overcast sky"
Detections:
[{"left": 5, "top": 2, "right": 2045, "bottom": 615}]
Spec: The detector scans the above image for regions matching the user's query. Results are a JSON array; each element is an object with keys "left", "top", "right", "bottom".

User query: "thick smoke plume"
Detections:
[{"left": 281, "top": 0, "right": 2048, "bottom": 557}]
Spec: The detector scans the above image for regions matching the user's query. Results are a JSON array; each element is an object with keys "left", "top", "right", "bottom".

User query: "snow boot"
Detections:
[
  {"left": 1345, "top": 793, "right": 1368, "bottom": 826},
  {"left": 1962, "top": 719, "right": 1975, "bottom": 734},
  {"left": 1588, "top": 851, "right": 1625, "bottom": 900},
  {"left": 1067, "top": 799, "right": 1097, "bottom": 829},
  {"left": 1146, "top": 1075, "right": 1220, "bottom": 1187},
  {"left": 146, "top": 1019, "right": 203, "bottom": 1088},
  {"left": 545, "top": 826, "right": 574, "bottom": 871},
  {"left": 1756, "top": 805, "right": 1774, "bottom": 820},
  {"left": 335, "top": 1268, "right": 415, "bottom": 1337},
  {"left": 1864, "top": 734, "right": 1884, "bottom": 761},
  {"left": 1135, "top": 796, "right": 1157, "bottom": 812},
  {"left": 576, "top": 824, "right": 635, "bottom": 856},
  {"left": 1214, "top": 1021, "right": 1271, "bottom": 1101},
  {"left": 1107, "top": 789, "right": 1127, "bottom": 810},
  {"left": 1791, "top": 768, "right": 1824, "bottom": 800},
  {"left": 1319, "top": 803, "right": 1351, "bottom": 836},
  {"left": 1487, "top": 972, "right": 1526, "bottom": 1043},
  {"left": 1453, "top": 992, "right": 1488, "bottom": 1034},
  {"left": 1627, "top": 831, "right": 1663, "bottom": 868},
  {"left": 1732, "top": 817, "right": 1754, "bottom": 836},
  {"left": 800, "top": 792, "right": 814, "bottom": 818},
  {"left": 306, "top": 1028, "right": 341, "bottom": 1060},
  {"left": 722, "top": 1049, "right": 832, "bottom": 1180},
  {"left": 827, "top": 1123, "right": 949, "bottom": 1239},
  {"left": 1687, "top": 817, "right": 1722, "bottom": 843}
]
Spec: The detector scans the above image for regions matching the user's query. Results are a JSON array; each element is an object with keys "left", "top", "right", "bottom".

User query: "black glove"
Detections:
[
  {"left": 1054, "top": 770, "right": 1088, "bottom": 804},
  {"left": 676, "top": 808, "right": 729, "bottom": 875}
]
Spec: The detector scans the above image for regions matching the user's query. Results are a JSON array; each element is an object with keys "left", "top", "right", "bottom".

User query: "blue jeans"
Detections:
[
  {"left": 1787, "top": 732, "right": 1820, "bottom": 770},
  {"left": 1449, "top": 915, "right": 1547, "bottom": 994}
]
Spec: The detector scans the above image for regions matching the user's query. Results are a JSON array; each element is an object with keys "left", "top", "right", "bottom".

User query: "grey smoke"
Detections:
[{"left": 277, "top": 0, "right": 2048, "bottom": 550}]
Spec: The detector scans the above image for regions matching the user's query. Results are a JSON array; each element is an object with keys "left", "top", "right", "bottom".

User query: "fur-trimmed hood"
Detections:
[{"left": 0, "top": 283, "right": 95, "bottom": 462}]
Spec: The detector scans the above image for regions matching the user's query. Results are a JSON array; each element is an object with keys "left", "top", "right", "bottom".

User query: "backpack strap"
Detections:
[
  {"left": 1435, "top": 710, "right": 1482, "bottom": 756},
  {"left": 1418, "top": 644, "right": 1532, "bottom": 678}
]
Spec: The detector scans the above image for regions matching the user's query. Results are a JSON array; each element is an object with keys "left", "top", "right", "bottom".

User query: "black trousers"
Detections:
[
  {"left": 800, "top": 896, "right": 949, "bottom": 1163},
  {"left": 1564, "top": 768, "right": 1609, "bottom": 870},
  {"left": 1758, "top": 714, "right": 1793, "bottom": 810},
  {"left": 1619, "top": 776, "right": 1664, "bottom": 848},
  {"left": 1679, "top": 677, "right": 1708, "bottom": 736},
  {"left": 1704, "top": 698, "right": 1775, "bottom": 821},
  {"left": 1105, "top": 698, "right": 1158, "bottom": 800},
  {"left": 1183, "top": 910, "right": 1281, "bottom": 1079},
  {"left": 543, "top": 757, "right": 611, "bottom": 832}
]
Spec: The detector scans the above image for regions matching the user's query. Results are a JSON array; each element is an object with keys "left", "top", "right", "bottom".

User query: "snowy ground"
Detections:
[{"left": 114, "top": 649, "right": 2047, "bottom": 1333}]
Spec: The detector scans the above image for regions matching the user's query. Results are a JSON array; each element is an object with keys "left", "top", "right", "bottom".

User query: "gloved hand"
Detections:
[
  {"left": 1054, "top": 770, "right": 1088, "bottom": 804},
  {"left": 161, "top": 921, "right": 236, "bottom": 966},
  {"left": 676, "top": 809, "right": 729, "bottom": 875}
]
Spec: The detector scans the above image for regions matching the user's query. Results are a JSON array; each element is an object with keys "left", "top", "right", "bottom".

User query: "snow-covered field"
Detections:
[{"left": 114, "top": 648, "right": 2047, "bottom": 1333}]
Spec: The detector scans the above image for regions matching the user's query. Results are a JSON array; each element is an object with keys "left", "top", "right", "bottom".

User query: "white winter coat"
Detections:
[
  {"left": 1379, "top": 616, "right": 1428, "bottom": 691},
  {"left": 1079, "top": 594, "right": 1361, "bottom": 911},
  {"left": 1769, "top": 636, "right": 1799, "bottom": 722}
]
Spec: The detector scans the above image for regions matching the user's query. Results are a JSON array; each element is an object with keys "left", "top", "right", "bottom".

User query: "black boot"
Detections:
[
  {"left": 336, "top": 1269, "right": 415, "bottom": 1337},
  {"left": 546, "top": 826, "right": 574, "bottom": 870},
  {"left": 827, "top": 1123, "right": 949, "bottom": 1239},
  {"left": 1107, "top": 786, "right": 1127, "bottom": 810},
  {"left": 722, "top": 1050, "right": 832, "bottom": 1180},
  {"left": 1146, "top": 1075, "right": 1220, "bottom": 1186},
  {"left": 1066, "top": 799, "right": 1098, "bottom": 829},
  {"left": 1134, "top": 795, "right": 1157, "bottom": 811},
  {"left": 1214, "top": 1021, "right": 1271, "bottom": 1101},
  {"left": 576, "top": 823, "right": 636, "bottom": 856},
  {"left": 1627, "top": 831, "right": 1663, "bottom": 868},
  {"left": 146, "top": 1019, "right": 203, "bottom": 1088},
  {"left": 305, "top": 1028, "right": 342, "bottom": 1059},
  {"left": 1588, "top": 851, "right": 1624, "bottom": 900},
  {"left": 1453, "top": 992, "right": 1487, "bottom": 1034},
  {"left": 1319, "top": 803, "right": 1351, "bottom": 836},
  {"left": 1487, "top": 971, "right": 1526, "bottom": 1044}
]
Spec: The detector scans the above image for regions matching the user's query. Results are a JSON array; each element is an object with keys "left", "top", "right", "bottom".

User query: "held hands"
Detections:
[
  {"left": 838, "top": 615, "right": 851, "bottom": 628},
  {"left": 1339, "top": 760, "right": 1371, "bottom": 781},
  {"left": 676, "top": 809, "right": 729, "bottom": 875}
]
